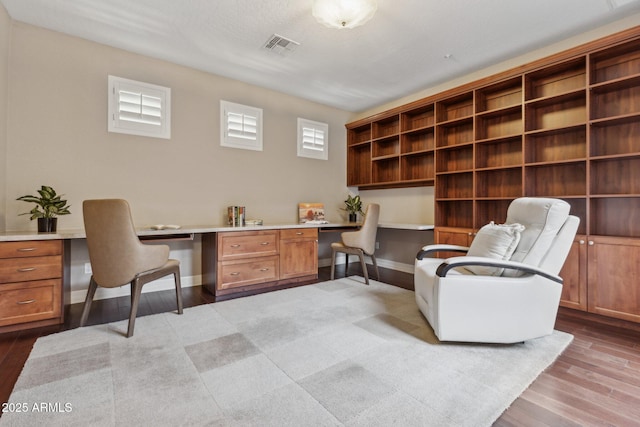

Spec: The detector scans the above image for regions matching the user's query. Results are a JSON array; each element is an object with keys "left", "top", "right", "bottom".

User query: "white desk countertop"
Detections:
[{"left": 0, "top": 222, "right": 434, "bottom": 242}]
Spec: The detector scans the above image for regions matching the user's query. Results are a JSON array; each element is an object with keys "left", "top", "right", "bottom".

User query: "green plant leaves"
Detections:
[
  {"left": 343, "top": 194, "right": 364, "bottom": 214},
  {"left": 16, "top": 185, "right": 71, "bottom": 220}
]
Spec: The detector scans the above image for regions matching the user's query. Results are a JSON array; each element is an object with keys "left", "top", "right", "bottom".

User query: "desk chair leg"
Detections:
[
  {"left": 371, "top": 254, "right": 379, "bottom": 280},
  {"left": 330, "top": 248, "right": 337, "bottom": 280},
  {"left": 174, "top": 270, "right": 184, "bottom": 314},
  {"left": 127, "top": 278, "right": 144, "bottom": 338},
  {"left": 80, "top": 277, "right": 98, "bottom": 327},
  {"left": 358, "top": 251, "right": 370, "bottom": 285}
]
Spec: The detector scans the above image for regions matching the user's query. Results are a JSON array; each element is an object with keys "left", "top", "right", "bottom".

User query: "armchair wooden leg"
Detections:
[{"left": 79, "top": 277, "right": 98, "bottom": 327}]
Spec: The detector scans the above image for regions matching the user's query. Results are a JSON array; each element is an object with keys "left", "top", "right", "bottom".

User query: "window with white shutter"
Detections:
[
  {"left": 220, "top": 100, "right": 263, "bottom": 151},
  {"left": 297, "top": 118, "right": 328, "bottom": 160},
  {"left": 108, "top": 75, "right": 171, "bottom": 139}
]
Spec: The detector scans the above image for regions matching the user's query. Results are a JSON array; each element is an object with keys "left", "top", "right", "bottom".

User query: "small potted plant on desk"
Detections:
[
  {"left": 17, "top": 185, "right": 71, "bottom": 232},
  {"left": 343, "top": 194, "right": 364, "bottom": 222}
]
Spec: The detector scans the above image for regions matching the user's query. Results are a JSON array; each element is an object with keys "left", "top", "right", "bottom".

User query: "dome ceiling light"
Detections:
[{"left": 312, "top": 0, "right": 378, "bottom": 29}]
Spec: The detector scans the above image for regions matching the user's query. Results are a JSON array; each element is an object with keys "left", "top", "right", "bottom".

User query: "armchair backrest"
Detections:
[
  {"left": 503, "top": 197, "right": 577, "bottom": 276},
  {"left": 83, "top": 199, "right": 169, "bottom": 287}
]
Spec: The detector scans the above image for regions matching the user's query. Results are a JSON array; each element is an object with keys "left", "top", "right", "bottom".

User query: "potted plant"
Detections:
[
  {"left": 16, "top": 185, "right": 71, "bottom": 232},
  {"left": 342, "top": 194, "right": 364, "bottom": 222}
]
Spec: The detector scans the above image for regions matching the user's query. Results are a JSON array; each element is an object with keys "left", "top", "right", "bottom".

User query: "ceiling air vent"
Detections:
[{"left": 263, "top": 34, "right": 300, "bottom": 56}]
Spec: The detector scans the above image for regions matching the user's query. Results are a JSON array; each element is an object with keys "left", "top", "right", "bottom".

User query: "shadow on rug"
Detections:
[{"left": 1, "top": 277, "right": 572, "bottom": 426}]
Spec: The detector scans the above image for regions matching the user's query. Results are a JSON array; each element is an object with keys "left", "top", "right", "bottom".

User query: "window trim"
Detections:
[
  {"left": 220, "top": 100, "right": 263, "bottom": 151},
  {"left": 108, "top": 75, "right": 171, "bottom": 139},
  {"left": 297, "top": 118, "right": 328, "bottom": 160}
]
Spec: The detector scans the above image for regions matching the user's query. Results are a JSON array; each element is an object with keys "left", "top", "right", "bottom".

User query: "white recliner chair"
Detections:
[{"left": 414, "top": 197, "right": 579, "bottom": 344}]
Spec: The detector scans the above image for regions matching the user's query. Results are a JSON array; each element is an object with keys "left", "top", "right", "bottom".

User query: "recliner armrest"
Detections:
[
  {"left": 435, "top": 256, "right": 563, "bottom": 284},
  {"left": 416, "top": 244, "right": 469, "bottom": 260}
]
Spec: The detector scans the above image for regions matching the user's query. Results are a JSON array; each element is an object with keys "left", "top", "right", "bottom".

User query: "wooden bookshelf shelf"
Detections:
[{"left": 346, "top": 28, "right": 640, "bottom": 323}]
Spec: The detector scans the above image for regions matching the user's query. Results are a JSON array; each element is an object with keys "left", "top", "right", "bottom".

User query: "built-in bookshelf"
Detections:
[{"left": 345, "top": 27, "right": 640, "bottom": 323}]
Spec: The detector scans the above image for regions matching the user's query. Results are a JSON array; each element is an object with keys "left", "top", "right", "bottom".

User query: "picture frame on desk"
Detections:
[{"left": 298, "top": 203, "right": 325, "bottom": 223}]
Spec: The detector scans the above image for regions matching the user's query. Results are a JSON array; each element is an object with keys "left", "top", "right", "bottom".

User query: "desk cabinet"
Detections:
[
  {"left": 0, "top": 240, "right": 64, "bottom": 331},
  {"left": 216, "top": 230, "right": 279, "bottom": 293},
  {"left": 202, "top": 228, "right": 318, "bottom": 300},
  {"left": 280, "top": 228, "right": 318, "bottom": 280}
]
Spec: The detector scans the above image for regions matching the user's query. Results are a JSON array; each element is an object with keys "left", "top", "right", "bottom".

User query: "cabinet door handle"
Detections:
[
  {"left": 17, "top": 247, "right": 37, "bottom": 252},
  {"left": 229, "top": 272, "right": 240, "bottom": 276},
  {"left": 17, "top": 299, "right": 36, "bottom": 305},
  {"left": 260, "top": 268, "right": 269, "bottom": 272},
  {"left": 230, "top": 244, "right": 241, "bottom": 248},
  {"left": 588, "top": 241, "right": 595, "bottom": 246},
  {"left": 260, "top": 242, "right": 270, "bottom": 245},
  {"left": 17, "top": 267, "right": 36, "bottom": 272},
  {"left": 579, "top": 240, "right": 585, "bottom": 245}
]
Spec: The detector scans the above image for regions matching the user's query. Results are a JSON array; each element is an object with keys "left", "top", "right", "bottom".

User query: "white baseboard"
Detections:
[
  {"left": 71, "top": 257, "right": 414, "bottom": 304},
  {"left": 318, "top": 256, "right": 414, "bottom": 274}
]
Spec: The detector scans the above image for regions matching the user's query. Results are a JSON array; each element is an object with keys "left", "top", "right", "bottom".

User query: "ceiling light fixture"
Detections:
[{"left": 312, "top": 0, "right": 378, "bottom": 29}]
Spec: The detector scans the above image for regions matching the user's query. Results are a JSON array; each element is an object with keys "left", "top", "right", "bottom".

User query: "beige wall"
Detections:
[
  {"left": 0, "top": 5, "right": 10, "bottom": 231},
  {"left": 3, "top": 21, "right": 359, "bottom": 300},
  {"left": 3, "top": 12, "right": 639, "bottom": 298},
  {"left": 5, "top": 22, "right": 354, "bottom": 231}
]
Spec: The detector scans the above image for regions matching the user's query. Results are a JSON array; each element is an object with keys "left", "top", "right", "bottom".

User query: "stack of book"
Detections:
[{"left": 228, "top": 206, "right": 245, "bottom": 226}]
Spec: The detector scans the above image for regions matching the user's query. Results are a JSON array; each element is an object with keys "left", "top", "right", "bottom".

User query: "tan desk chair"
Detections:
[
  {"left": 80, "top": 199, "right": 183, "bottom": 337},
  {"left": 331, "top": 203, "right": 380, "bottom": 285}
]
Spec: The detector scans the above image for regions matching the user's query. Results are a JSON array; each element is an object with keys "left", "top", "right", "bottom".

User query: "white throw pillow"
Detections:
[{"left": 464, "top": 221, "right": 525, "bottom": 276}]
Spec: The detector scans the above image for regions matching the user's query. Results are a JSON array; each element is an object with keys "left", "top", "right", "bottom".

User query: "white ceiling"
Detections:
[{"left": 2, "top": 0, "right": 640, "bottom": 112}]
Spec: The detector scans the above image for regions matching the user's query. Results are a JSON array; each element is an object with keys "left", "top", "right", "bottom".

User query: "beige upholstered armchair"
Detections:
[
  {"left": 414, "top": 197, "right": 579, "bottom": 343},
  {"left": 331, "top": 203, "right": 380, "bottom": 285},
  {"left": 80, "top": 199, "right": 183, "bottom": 337}
]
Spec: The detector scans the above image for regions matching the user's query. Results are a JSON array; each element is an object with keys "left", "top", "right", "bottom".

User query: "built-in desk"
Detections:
[
  {"left": 0, "top": 222, "right": 433, "bottom": 331},
  {"left": 0, "top": 222, "right": 434, "bottom": 242}
]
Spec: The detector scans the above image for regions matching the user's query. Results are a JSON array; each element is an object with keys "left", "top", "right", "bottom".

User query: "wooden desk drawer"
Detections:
[
  {"left": 218, "top": 231, "right": 278, "bottom": 260},
  {"left": 0, "top": 240, "right": 62, "bottom": 259},
  {"left": 0, "top": 279, "right": 62, "bottom": 327},
  {"left": 280, "top": 228, "right": 318, "bottom": 240},
  {"left": 218, "top": 256, "right": 279, "bottom": 290},
  {"left": 0, "top": 255, "right": 62, "bottom": 283}
]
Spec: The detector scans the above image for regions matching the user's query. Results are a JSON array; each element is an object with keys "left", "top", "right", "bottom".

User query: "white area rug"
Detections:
[{"left": 1, "top": 277, "right": 572, "bottom": 426}]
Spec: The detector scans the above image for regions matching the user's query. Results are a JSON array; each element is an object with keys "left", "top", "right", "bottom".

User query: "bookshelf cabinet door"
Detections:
[{"left": 587, "top": 236, "right": 640, "bottom": 323}]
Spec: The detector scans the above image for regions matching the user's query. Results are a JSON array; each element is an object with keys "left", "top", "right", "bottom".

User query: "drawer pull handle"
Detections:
[
  {"left": 17, "top": 267, "right": 37, "bottom": 272},
  {"left": 296, "top": 232, "right": 303, "bottom": 235},
  {"left": 17, "top": 247, "right": 37, "bottom": 252},
  {"left": 229, "top": 272, "right": 240, "bottom": 276},
  {"left": 230, "top": 244, "right": 241, "bottom": 248},
  {"left": 260, "top": 242, "right": 270, "bottom": 246},
  {"left": 17, "top": 299, "right": 36, "bottom": 305},
  {"left": 260, "top": 268, "right": 269, "bottom": 272}
]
